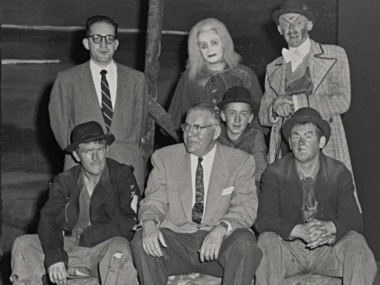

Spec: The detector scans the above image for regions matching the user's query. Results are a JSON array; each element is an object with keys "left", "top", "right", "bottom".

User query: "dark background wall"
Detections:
[
  {"left": 338, "top": 0, "right": 380, "bottom": 260},
  {"left": 4, "top": 0, "right": 379, "bottom": 283}
]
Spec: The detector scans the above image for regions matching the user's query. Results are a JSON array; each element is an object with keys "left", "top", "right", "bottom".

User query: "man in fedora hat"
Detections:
[
  {"left": 254, "top": 107, "right": 376, "bottom": 285},
  {"left": 258, "top": 0, "right": 359, "bottom": 205},
  {"left": 217, "top": 86, "right": 268, "bottom": 190},
  {"left": 10, "top": 121, "right": 141, "bottom": 285}
]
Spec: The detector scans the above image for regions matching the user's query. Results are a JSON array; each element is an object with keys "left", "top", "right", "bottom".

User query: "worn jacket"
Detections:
[
  {"left": 38, "top": 158, "right": 141, "bottom": 269},
  {"left": 255, "top": 152, "right": 362, "bottom": 243},
  {"left": 48, "top": 60, "right": 148, "bottom": 191},
  {"left": 139, "top": 142, "right": 258, "bottom": 233}
]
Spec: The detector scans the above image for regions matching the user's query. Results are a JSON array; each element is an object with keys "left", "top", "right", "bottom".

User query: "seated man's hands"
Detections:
[
  {"left": 142, "top": 219, "right": 167, "bottom": 257},
  {"left": 48, "top": 262, "right": 68, "bottom": 285},
  {"left": 272, "top": 96, "right": 294, "bottom": 118},
  {"left": 305, "top": 220, "right": 336, "bottom": 249},
  {"left": 199, "top": 224, "right": 227, "bottom": 262}
]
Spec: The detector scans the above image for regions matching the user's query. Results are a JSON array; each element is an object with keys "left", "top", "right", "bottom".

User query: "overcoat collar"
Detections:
[{"left": 267, "top": 40, "right": 337, "bottom": 97}]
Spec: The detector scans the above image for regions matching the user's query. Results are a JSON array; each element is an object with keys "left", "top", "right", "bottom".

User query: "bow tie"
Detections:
[{"left": 282, "top": 48, "right": 303, "bottom": 72}]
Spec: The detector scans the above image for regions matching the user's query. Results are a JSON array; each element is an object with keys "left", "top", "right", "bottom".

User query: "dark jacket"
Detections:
[
  {"left": 38, "top": 158, "right": 141, "bottom": 269},
  {"left": 255, "top": 152, "right": 362, "bottom": 243}
]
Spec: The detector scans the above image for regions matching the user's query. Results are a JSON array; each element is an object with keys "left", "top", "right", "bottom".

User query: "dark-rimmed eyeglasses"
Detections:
[
  {"left": 87, "top": 34, "right": 117, "bottom": 44},
  {"left": 181, "top": 122, "right": 217, "bottom": 132}
]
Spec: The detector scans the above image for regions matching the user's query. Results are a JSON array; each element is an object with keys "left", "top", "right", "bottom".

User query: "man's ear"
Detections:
[
  {"left": 248, "top": 113, "right": 254, "bottom": 124},
  {"left": 319, "top": 136, "right": 327, "bottom": 149},
  {"left": 277, "top": 25, "right": 283, "bottom": 35},
  {"left": 221, "top": 110, "right": 226, "bottom": 122},
  {"left": 73, "top": 151, "right": 81, "bottom": 163},
  {"left": 83, "top": 38, "right": 90, "bottom": 51},
  {"left": 307, "top": 21, "right": 313, "bottom": 31},
  {"left": 289, "top": 137, "right": 293, "bottom": 150},
  {"left": 213, "top": 125, "right": 222, "bottom": 140},
  {"left": 114, "top": 39, "right": 119, "bottom": 51}
]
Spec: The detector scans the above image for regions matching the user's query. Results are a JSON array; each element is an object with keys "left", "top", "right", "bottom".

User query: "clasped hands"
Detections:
[
  {"left": 272, "top": 95, "right": 295, "bottom": 118},
  {"left": 142, "top": 219, "right": 226, "bottom": 262},
  {"left": 291, "top": 219, "right": 336, "bottom": 249}
]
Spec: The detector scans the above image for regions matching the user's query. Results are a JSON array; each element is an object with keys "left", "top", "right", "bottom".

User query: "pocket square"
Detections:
[{"left": 222, "top": 186, "right": 234, "bottom": 195}]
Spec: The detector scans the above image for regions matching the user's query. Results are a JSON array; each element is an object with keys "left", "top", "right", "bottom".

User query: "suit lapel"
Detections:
[
  {"left": 90, "top": 165, "right": 114, "bottom": 216},
  {"left": 203, "top": 144, "right": 229, "bottom": 224},
  {"left": 286, "top": 157, "right": 304, "bottom": 218},
  {"left": 310, "top": 41, "right": 337, "bottom": 94},
  {"left": 174, "top": 150, "right": 193, "bottom": 222},
  {"left": 79, "top": 61, "right": 107, "bottom": 130},
  {"left": 268, "top": 58, "right": 287, "bottom": 97}
]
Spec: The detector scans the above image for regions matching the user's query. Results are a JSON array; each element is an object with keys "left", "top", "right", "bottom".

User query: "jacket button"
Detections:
[
  {"left": 212, "top": 99, "right": 217, "bottom": 103},
  {"left": 210, "top": 77, "right": 215, "bottom": 82},
  {"left": 329, "top": 117, "right": 333, "bottom": 123}
]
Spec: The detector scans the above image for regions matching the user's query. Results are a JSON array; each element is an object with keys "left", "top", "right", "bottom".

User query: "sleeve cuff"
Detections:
[
  {"left": 292, "top": 95, "right": 299, "bottom": 111},
  {"left": 133, "top": 218, "right": 160, "bottom": 231},
  {"left": 216, "top": 221, "right": 232, "bottom": 238}
]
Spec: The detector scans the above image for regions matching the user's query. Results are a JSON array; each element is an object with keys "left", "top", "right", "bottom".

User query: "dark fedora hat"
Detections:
[
  {"left": 272, "top": 0, "right": 316, "bottom": 24},
  {"left": 217, "top": 86, "right": 259, "bottom": 118},
  {"left": 65, "top": 121, "right": 115, "bottom": 153},
  {"left": 282, "top": 107, "right": 331, "bottom": 143}
]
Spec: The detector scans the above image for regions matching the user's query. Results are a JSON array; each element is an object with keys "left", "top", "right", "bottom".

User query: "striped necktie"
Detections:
[
  {"left": 100, "top": 69, "right": 113, "bottom": 133},
  {"left": 192, "top": 157, "right": 204, "bottom": 224}
]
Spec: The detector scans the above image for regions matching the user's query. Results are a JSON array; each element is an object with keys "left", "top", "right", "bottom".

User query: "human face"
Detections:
[
  {"left": 289, "top": 123, "right": 326, "bottom": 164},
  {"left": 83, "top": 22, "right": 119, "bottom": 67},
  {"left": 197, "top": 29, "right": 225, "bottom": 70},
  {"left": 73, "top": 141, "right": 107, "bottom": 177},
  {"left": 221, "top": 102, "right": 253, "bottom": 141},
  {"left": 183, "top": 110, "right": 221, "bottom": 157},
  {"left": 278, "top": 13, "right": 312, "bottom": 47}
]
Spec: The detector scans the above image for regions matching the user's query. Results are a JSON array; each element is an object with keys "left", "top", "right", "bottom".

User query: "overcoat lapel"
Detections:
[
  {"left": 310, "top": 41, "right": 337, "bottom": 94},
  {"left": 203, "top": 144, "right": 229, "bottom": 223},
  {"left": 79, "top": 61, "right": 107, "bottom": 130},
  {"left": 286, "top": 157, "right": 304, "bottom": 218},
  {"left": 268, "top": 58, "right": 286, "bottom": 97}
]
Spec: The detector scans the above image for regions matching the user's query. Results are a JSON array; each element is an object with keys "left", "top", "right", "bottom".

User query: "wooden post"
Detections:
[{"left": 141, "top": 0, "right": 165, "bottom": 162}]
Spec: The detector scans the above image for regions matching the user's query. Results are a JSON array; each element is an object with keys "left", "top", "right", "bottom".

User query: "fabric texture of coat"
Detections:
[
  {"left": 259, "top": 40, "right": 353, "bottom": 173},
  {"left": 138, "top": 142, "right": 258, "bottom": 233},
  {"left": 168, "top": 64, "right": 263, "bottom": 131},
  {"left": 255, "top": 152, "right": 362, "bottom": 244},
  {"left": 38, "top": 158, "right": 141, "bottom": 269},
  {"left": 49, "top": 60, "right": 148, "bottom": 190}
]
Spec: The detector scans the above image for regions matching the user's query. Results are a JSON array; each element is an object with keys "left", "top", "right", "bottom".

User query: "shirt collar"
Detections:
[
  {"left": 90, "top": 59, "right": 116, "bottom": 73},
  {"left": 190, "top": 143, "right": 217, "bottom": 161},
  {"left": 288, "top": 36, "right": 311, "bottom": 58}
]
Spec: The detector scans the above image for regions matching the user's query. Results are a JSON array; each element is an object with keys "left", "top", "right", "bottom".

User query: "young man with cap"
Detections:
[
  {"left": 254, "top": 107, "right": 376, "bottom": 285},
  {"left": 258, "top": 0, "right": 356, "bottom": 201},
  {"left": 218, "top": 86, "right": 268, "bottom": 190},
  {"left": 10, "top": 121, "right": 141, "bottom": 285}
]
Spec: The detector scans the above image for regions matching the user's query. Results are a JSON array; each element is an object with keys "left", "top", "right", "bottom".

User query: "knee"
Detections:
[
  {"left": 342, "top": 231, "right": 372, "bottom": 252},
  {"left": 107, "top": 237, "right": 131, "bottom": 255},
  {"left": 131, "top": 230, "right": 143, "bottom": 250},
  {"left": 231, "top": 229, "right": 259, "bottom": 254},
  {"left": 12, "top": 235, "right": 38, "bottom": 253},
  {"left": 257, "top": 231, "right": 280, "bottom": 251}
]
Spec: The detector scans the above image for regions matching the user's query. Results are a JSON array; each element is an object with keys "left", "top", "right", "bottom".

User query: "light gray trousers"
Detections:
[
  {"left": 256, "top": 231, "right": 377, "bottom": 285},
  {"left": 10, "top": 234, "right": 138, "bottom": 285}
]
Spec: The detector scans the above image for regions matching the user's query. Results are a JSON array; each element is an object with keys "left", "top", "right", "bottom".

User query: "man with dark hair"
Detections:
[
  {"left": 49, "top": 15, "right": 148, "bottom": 191},
  {"left": 10, "top": 121, "right": 141, "bottom": 285},
  {"left": 131, "top": 103, "right": 262, "bottom": 285},
  {"left": 255, "top": 107, "right": 377, "bottom": 285}
]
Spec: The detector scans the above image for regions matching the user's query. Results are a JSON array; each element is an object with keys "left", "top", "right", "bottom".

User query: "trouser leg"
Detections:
[
  {"left": 131, "top": 229, "right": 206, "bottom": 285},
  {"left": 256, "top": 232, "right": 304, "bottom": 285},
  {"left": 10, "top": 235, "right": 46, "bottom": 285},
  {"left": 88, "top": 237, "right": 138, "bottom": 285},
  {"left": 332, "top": 231, "right": 377, "bottom": 285}
]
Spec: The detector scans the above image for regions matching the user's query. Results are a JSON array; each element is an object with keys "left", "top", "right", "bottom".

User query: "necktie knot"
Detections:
[
  {"left": 198, "top": 157, "right": 203, "bottom": 164},
  {"left": 100, "top": 69, "right": 107, "bottom": 77}
]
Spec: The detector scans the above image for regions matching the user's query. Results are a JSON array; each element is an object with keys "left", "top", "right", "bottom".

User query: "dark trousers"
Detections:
[{"left": 131, "top": 228, "right": 262, "bottom": 285}]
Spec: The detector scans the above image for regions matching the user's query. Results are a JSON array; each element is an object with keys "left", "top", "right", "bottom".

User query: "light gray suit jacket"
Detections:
[
  {"left": 139, "top": 142, "right": 258, "bottom": 233},
  {"left": 49, "top": 61, "right": 148, "bottom": 190}
]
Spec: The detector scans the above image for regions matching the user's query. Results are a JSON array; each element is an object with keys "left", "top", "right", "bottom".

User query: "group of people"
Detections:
[{"left": 9, "top": 0, "right": 378, "bottom": 284}]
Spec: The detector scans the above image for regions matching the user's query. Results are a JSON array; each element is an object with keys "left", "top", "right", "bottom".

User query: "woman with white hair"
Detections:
[{"left": 168, "top": 18, "right": 263, "bottom": 130}]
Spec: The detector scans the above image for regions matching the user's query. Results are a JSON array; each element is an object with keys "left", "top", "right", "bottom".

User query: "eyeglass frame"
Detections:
[
  {"left": 181, "top": 122, "right": 218, "bottom": 133},
  {"left": 87, "top": 34, "right": 117, "bottom": 44}
]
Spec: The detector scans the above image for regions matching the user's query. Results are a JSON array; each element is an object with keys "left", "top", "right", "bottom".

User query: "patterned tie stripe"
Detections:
[
  {"left": 100, "top": 70, "right": 113, "bottom": 133},
  {"left": 192, "top": 157, "right": 204, "bottom": 224}
]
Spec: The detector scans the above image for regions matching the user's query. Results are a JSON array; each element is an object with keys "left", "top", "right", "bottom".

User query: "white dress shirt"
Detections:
[
  {"left": 282, "top": 36, "right": 311, "bottom": 72},
  {"left": 89, "top": 60, "right": 118, "bottom": 108}
]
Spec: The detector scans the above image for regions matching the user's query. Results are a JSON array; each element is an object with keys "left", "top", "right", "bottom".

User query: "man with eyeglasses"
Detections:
[
  {"left": 258, "top": 0, "right": 358, "bottom": 206},
  {"left": 10, "top": 121, "right": 141, "bottom": 285},
  {"left": 131, "top": 103, "right": 262, "bottom": 285},
  {"left": 49, "top": 15, "right": 148, "bottom": 192}
]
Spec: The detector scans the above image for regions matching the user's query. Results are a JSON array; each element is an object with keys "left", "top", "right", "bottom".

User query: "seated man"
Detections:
[
  {"left": 255, "top": 107, "right": 377, "bottom": 285},
  {"left": 217, "top": 86, "right": 268, "bottom": 191},
  {"left": 10, "top": 121, "right": 141, "bottom": 285},
  {"left": 131, "top": 103, "right": 262, "bottom": 285}
]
